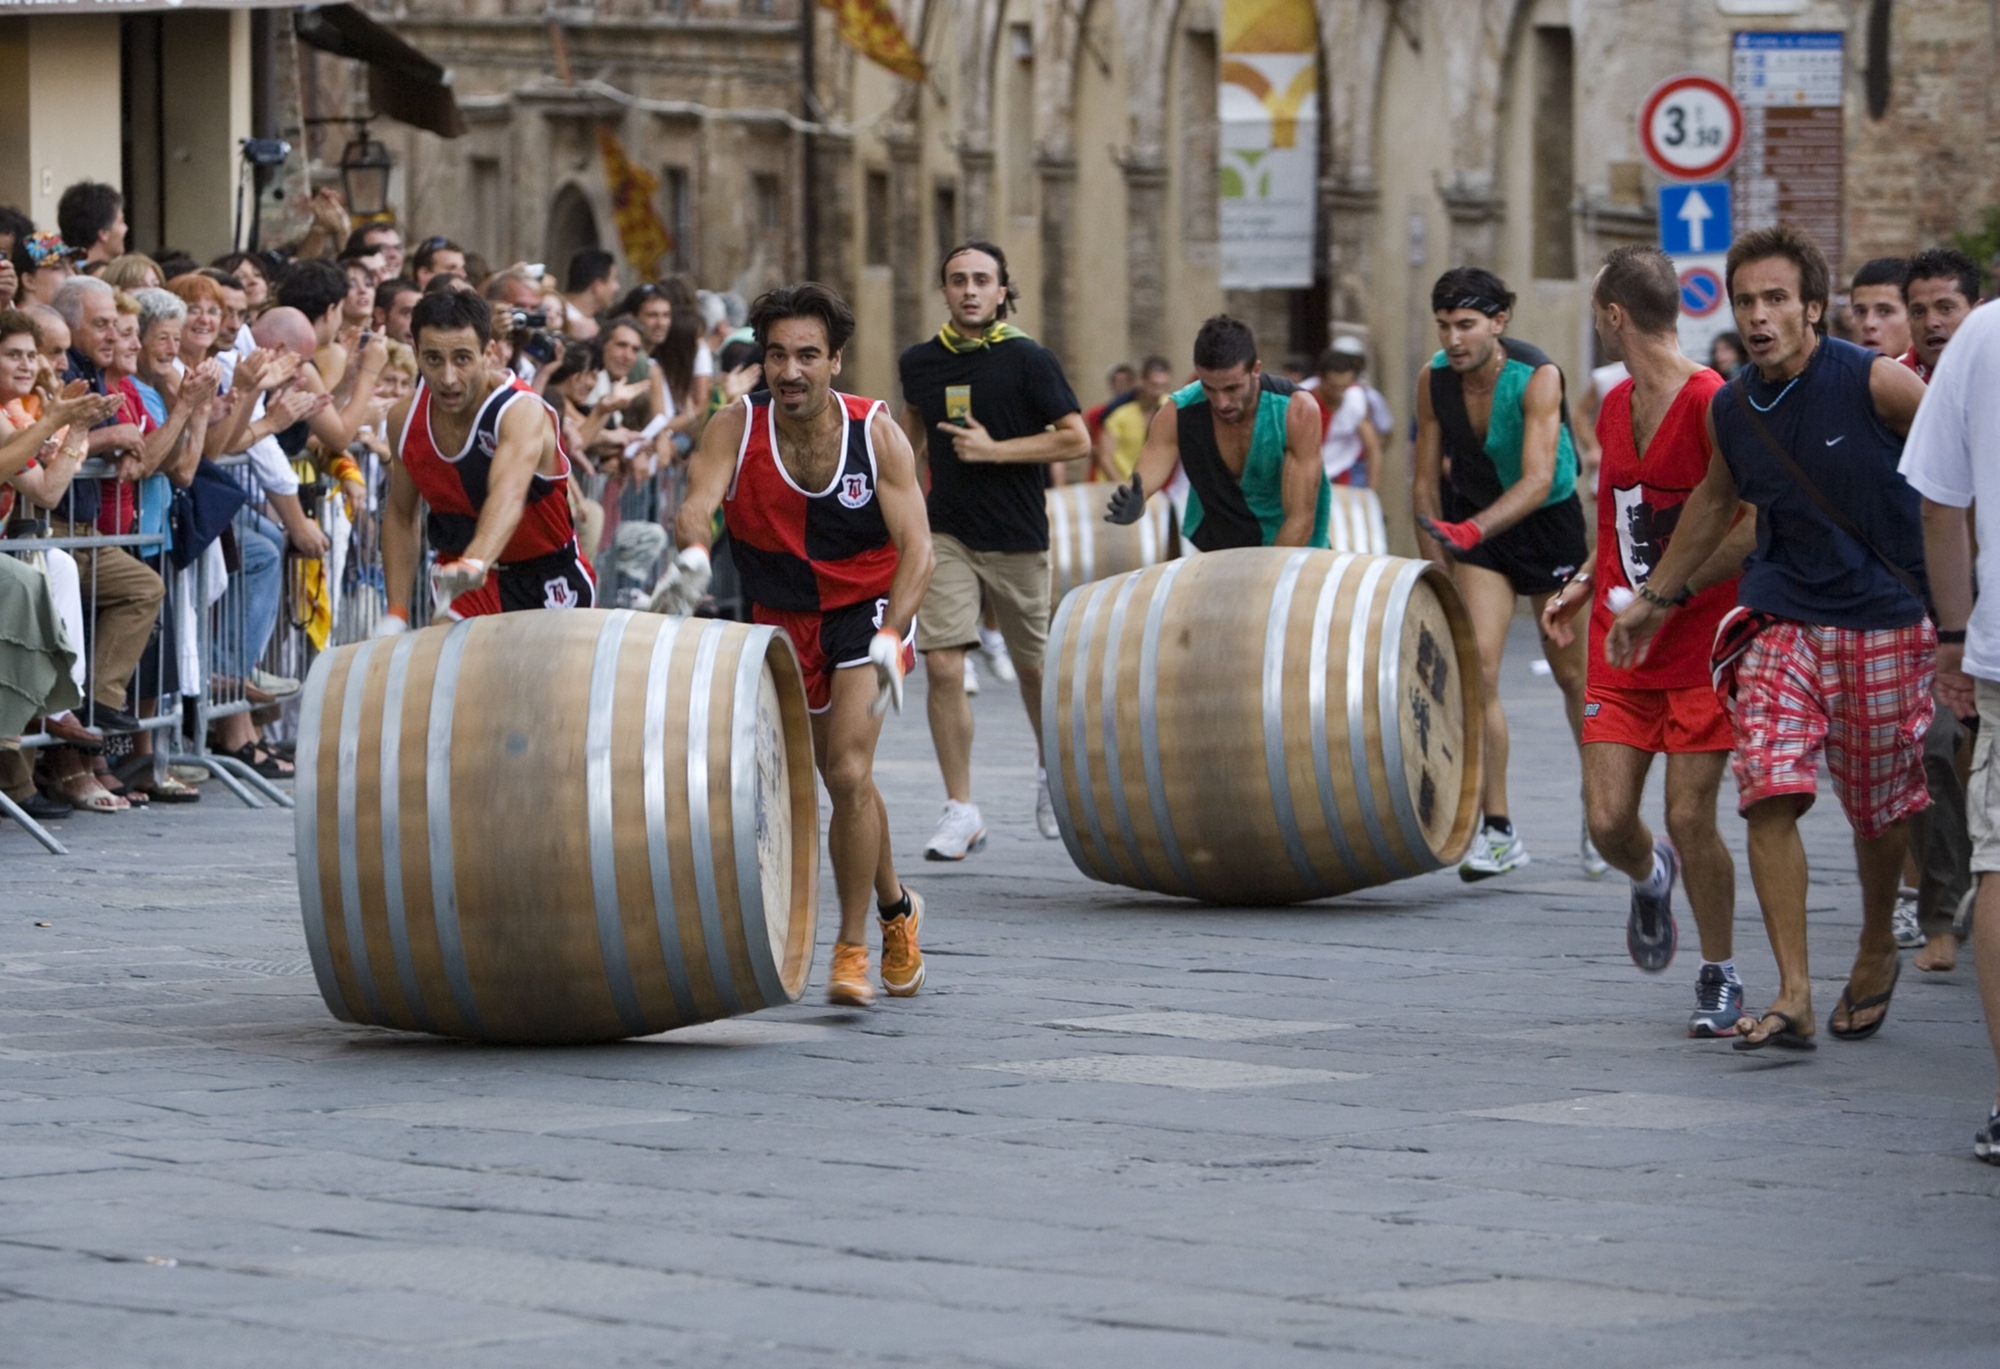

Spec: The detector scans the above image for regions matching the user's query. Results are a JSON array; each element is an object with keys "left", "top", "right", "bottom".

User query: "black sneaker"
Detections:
[
  {"left": 1977, "top": 1108, "right": 2000, "bottom": 1166},
  {"left": 11, "top": 792, "right": 71, "bottom": 821},
  {"left": 86, "top": 705, "right": 142, "bottom": 734},
  {"left": 1627, "top": 838, "right": 1680, "bottom": 973},
  {"left": 1689, "top": 964, "right": 1745, "bottom": 1038}
]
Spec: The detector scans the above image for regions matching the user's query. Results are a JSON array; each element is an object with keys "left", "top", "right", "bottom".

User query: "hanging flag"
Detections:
[
  {"left": 596, "top": 124, "right": 675, "bottom": 280},
  {"left": 1219, "top": 0, "right": 1319, "bottom": 288},
  {"left": 819, "top": 0, "right": 926, "bottom": 84}
]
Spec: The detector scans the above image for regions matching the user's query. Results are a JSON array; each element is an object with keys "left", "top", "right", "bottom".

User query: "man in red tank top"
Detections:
[
  {"left": 675, "top": 283, "right": 935, "bottom": 1009},
  {"left": 1544, "top": 247, "right": 1757, "bottom": 1035},
  {"left": 377, "top": 289, "right": 593, "bottom": 629}
]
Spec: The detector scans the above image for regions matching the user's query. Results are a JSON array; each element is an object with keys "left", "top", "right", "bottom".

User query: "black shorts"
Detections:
[
  {"left": 1441, "top": 489, "right": 1587, "bottom": 597},
  {"left": 446, "top": 544, "right": 598, "bottom": 618},
  {"left": 751, "top": 596, "right": 913, "bottom": 713}
]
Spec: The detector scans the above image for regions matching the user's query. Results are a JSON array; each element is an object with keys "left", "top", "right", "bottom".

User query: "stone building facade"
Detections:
[{"left": 335, "top": 0, "right": 2000, "bottom": 551}]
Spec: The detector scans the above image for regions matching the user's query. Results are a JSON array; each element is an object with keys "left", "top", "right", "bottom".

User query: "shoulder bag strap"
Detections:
[{"left": 1726, "top": 372, "right": 1926, "bottom": 603}]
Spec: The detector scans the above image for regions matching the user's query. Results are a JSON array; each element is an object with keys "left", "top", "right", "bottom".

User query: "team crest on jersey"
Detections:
[
  {"left": 476, "top": 429, "right": 498, "bottom": 458},
  {"left": 837, "top": 472, "right": 873, "bottom": 509},
  {"left": 543, "top": 577, "right": 578, "bottom": 609}
]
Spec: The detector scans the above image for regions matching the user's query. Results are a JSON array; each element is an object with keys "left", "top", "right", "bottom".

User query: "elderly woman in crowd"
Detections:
[
  {"left": 167, "top": 271, "right": 228, "bottom": 371},
  {"left": 99, "top": 254, "right": 163, "bottom": 293}
]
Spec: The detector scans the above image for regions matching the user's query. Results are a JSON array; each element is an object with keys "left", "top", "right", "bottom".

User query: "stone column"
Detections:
[
  {"left": 1035, "top": 153, "right": 1076, "bottom": 373},
  {"left": 812, "top": 130, "right": 856, "bottom": 303},
  {"left": 957, "top": 144, "right": 995, "bottom": 241},
  {"left": 886, "top": 124, "right": 924, "bottom": 353},
  {"left": 1324, "top": 176, "right": 1379, "bottom": 328},
  {"left": 1121, "top": 155, "right": 1168, "bottom": 362},
  {"left": 1439, "top": 175, "right": 1503, "bottom": 271}
]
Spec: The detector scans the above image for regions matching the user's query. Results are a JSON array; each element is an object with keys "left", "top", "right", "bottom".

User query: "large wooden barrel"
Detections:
[
  {"left": 1326, "top": 486, "right": 1389, "bottom": 554},
  {"left": 294, "top": 609, "right": 819, "bottom": 1043},
  {"left": 1043, "top": 549, "right": 1482, "bottom": 905},
  {"left": 1048, "top": 484, "right": 1177, "bottom": 597}
]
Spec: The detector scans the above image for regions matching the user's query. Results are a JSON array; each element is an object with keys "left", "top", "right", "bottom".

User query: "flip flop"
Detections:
[
  {"left": 1733, "top": 1010, "right": 1817, "bottom": 1052},
  {"left": 1829, "top": 959, "right": 1902, "bottom": 1041}
]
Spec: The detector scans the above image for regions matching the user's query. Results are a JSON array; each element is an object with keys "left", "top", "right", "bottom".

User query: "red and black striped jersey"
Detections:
[
  {"left": 723, "top": 391, "right": 898, "bottom": 613},
  {"left": 396, "top": 376, "right": 576, "bottom": 563}
]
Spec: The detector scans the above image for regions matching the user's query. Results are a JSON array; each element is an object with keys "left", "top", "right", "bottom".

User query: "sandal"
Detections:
[
  {"left": 1830, "top": 959, "right": 1901, "bottom": 1041},
  {"left": 114, "top": 756, "right": 201, "bottom": 804},
  {"left": 50, "top": 770, "right": 128, "bottom": 813},
  {"left": 1732, "top": 1010, "right": 1817, "bottom": 1052},
  {"left": 226, "top": 743, "right": 294, "bottom": 780},
  {"left": 91, "top": 757, "right": 148, "bottom": 806}
]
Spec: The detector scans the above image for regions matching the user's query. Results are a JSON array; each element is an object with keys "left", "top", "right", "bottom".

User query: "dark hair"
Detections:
[
  {"left": 275, "top": 258, "right": 349, "bottom": 323},
  {"left": 56, "top": 181, "right": 121, "bottom": 251},
  {"left": 412, "top": 236, "right": 463, "bottom": 276},
  {"left": 1726, "top": 225, "right": 1831, "bottom": 335},
  {"left": 1431, "top": 266, "right": 1515, "bottom": 318},
  {"left": 341, "top": 224, "right": 399, "bottom": 258},
  {"left": 613, "top": 282, "right": 669, "bottom": 317},
  {"left": 1140, "top": 354, "right": 1173, "bottom": 375},
  {"left": 1593, "top": 244, "right": 1681, "bottom": 335},
  {"left": 1905, "top": 246, "right": 1981, "bottom": 304},
  {"left": 409, "top": 288, "right": 495, "bottom": 347},
  {"left": 565, "top": 248, "right": 617, "bottom": 295},
  {"left": 1315, "top": 347, "right": 1363, "bottom": 375},
  {"left": 211, "top": 250, "right": 272, "bottom": 281},
  {"left": 1710, "top": 331, "right": 1745, "bottom": 363},
  {"left": 1851, "top": 256, "right": 1909, "bottom": 292},
  {"left": 0, "top": 206, "right": 34, "bottom": 251},
  {"left": 198, "top": 267, "right": 243, "bottom": 292},
  {"left": 599, "top": 314, "right": 646, "bottom": 346},
  {"left": 749, "top": 281, "right": 856, "bottom": 357},
  {"left": 938, "top": 239, "right": 1020, "bottom": 319},
  {"left": 374, "top": 276, "right": 420, "bottom": 312},
  {"left": 421, "top": 272, "right": 466, "bottom": 296},
  {"left": 543, "top": 342, "right": 600, "bottom": 393},
  {"left": 1191, "top": 315, "right": 1258, "bottom": 371},
  {"left": 718, "top": 338, "right": 761, "bottom": 372},
  {"left": 154, "top": 253, "right": 200, "bottom": 281},
  {"left": 0, "top": 307, "right": 42, "bottom": 348}
]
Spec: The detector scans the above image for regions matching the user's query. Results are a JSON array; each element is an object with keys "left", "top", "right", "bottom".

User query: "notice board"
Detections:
[{"left": 1731, "top": 31, "right": 1844, "bottom": 268}]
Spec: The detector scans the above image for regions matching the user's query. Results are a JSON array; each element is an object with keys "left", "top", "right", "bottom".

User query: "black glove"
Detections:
[{"left": 1105, "top": 471, "right": 1146, "bottom": 526}]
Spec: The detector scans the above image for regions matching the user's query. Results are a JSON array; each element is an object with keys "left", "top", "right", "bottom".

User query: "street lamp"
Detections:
[{"left": 338, "top": 125, "right": 394, "bottom": 219}]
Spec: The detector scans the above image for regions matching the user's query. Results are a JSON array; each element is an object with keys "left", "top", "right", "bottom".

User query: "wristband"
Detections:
[
  {"left": 1638, "top": 583, "right": 1690, "bottom": 610},
  {"left": 1938, "top": 629, "right": 1968, "bottom": 644},
  {"left": 386, "top": 604, "right": 410, "bottom": 623}
]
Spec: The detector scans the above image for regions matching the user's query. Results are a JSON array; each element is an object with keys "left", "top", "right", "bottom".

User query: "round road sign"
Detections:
[
  {"left": 1679, "top": 265, "right": 1724, "bottom": 318},
  {"left": 1639, "top": 74, "right": 1742, "bottom": 181}
]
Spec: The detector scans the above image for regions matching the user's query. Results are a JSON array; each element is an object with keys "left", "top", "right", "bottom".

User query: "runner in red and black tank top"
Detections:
[{"left": 394, "top": 374, "right": 594, "bottom": 617}]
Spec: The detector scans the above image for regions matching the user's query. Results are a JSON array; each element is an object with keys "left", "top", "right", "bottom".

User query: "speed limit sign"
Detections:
[{"left": 1639, "top": 74, "right": 1742, "bottom": 181}]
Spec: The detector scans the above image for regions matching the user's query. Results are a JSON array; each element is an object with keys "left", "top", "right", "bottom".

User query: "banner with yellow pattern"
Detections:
[{"left": 1219, "top": 0, "right": 1319, "bottom": 288}]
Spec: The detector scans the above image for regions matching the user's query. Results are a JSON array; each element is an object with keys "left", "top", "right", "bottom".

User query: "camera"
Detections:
[
  {"left": 508, "top": 308, "right": 559, "bottom": 366},
  {"left": 241, "top": 138, "right": 291, "bottom": 167}
]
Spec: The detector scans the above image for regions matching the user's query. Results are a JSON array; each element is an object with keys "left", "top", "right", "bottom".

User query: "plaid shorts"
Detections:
[{"left": 1728, "top": 617, "right": 1934, "bottom": 839}]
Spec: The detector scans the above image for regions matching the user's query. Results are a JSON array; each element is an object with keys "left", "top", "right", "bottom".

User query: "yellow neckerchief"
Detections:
[{"left": 937, "top": 319, "right": 1030, "bottom": 354}]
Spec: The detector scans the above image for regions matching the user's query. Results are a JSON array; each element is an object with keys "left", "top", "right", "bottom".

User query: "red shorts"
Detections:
[
  {"left": 752, "top": 596, "right": 913, "bottom": 714},
  {"left": 1582, "top": 682, "right": 1733, "bottom": 753},
  {"left": 1728, "top": 618, "right": 1934, "bottom": 839}
]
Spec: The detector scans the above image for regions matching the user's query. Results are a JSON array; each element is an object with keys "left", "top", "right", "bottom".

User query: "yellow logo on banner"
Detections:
[{"left": 1218, "top": 0, "right": 1318, "bottom": 289}]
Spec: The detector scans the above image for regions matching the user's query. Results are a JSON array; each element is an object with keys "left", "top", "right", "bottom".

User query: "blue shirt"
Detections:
[{"left": 1709, "top": 336, "right": 1925, "bottom": 630}]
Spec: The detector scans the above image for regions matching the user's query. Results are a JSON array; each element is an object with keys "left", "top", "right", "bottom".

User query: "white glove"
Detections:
[
  {"left": 373, "top": 611, "right": 410, "bottom": 638},
  {"left": 429, "top": 556, "right": 488, "bottom": 606},
  {"left": 867, "top": 629, "right": 905, "bottom": 717},
  {"left": 646, "top": 545, "right": 712, "bottom": 616}
]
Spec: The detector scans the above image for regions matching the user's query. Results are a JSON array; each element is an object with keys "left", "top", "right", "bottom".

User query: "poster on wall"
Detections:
[
  {"left": 1731, "top": 31, "right": 1844, "bottom": 268},
  {"left": 1219, "top": 0, "right": 1320, "bottom": 289}
]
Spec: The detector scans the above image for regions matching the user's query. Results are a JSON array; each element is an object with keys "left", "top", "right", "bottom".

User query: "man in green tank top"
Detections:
[
  {"left": 1106, "top": 315, "right": 1329, "bottom": 550},
  {"left": 1413, "top": 266, "right": 1593, "bottom": 884}
]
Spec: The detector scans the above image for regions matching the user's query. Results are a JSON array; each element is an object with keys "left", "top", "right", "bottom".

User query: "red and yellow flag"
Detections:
[
  {"left": 596, "top": 124, "right": 674, "bottom": 280},
  {"left": 819, "top": 0, "right": 925, "bottom": 83}
]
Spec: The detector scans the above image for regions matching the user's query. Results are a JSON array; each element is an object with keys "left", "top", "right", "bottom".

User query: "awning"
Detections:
[{"left": 294, "top": 4, "right": 465, "bottom": 140}]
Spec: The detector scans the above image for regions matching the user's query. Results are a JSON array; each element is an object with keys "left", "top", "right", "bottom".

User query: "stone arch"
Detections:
[{"left": 544, "top": 181, "right": 602, "bottom": 279}]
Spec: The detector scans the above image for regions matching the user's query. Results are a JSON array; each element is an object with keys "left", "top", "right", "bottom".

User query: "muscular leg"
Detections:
[
  {"left": 924, "top": 646, "right": 974, "bottom": 804},
  {"left": 1830, "top": 819, "right": 1909, "bottom": 1036},
  {"left": 1531, "top": 590, "right": 1588, "bottom": 747},
  {"left": 1665, "top": 750, "right": 1735, "bottom": 963},
  {"left": 1015, "top": 660, "right": 1044, "bottom": 752},
  {"left": 811, "top": 666, "right": 899, "bottom": 946},
  {"left": 1454, "top": 562, "right": 1524, "bottom": 819},
  {"left": 1582, "top": 742, "right": 1656, "bottom": 882},
  {"left": 1742, "top": 794, "right": 1815, "bottom": 1041}
]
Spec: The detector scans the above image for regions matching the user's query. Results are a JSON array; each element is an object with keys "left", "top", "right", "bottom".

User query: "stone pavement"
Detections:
[{"left": 4, "top": 617, "right": 1999, "bottom": 1368}]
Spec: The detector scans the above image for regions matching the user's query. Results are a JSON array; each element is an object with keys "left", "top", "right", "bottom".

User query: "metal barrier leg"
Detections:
[
  {"left": 207, "top": 751, "right": 292, "bottom": 808},
  {"left": 0, "top": 789, "right": 69, "bottom": 855}
]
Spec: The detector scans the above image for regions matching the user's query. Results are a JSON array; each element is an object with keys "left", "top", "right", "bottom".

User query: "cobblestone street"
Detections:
[{"left": 5, "top": 620, "right": 1999, "bottom": 1367}]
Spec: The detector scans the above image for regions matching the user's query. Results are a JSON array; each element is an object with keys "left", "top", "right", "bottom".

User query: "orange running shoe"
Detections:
[
  {"left": 879, "top": 887, "right": 926, "bottom": 997},
  {"left": 827, "top": 940, "right": 874, "bottom": 1006}
]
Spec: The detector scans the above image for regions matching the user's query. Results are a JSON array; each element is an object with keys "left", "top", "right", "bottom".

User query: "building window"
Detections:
[
  {"left": 1531, "top": 26, "right": 1575, "bottom": 280},
  {"left": 1179, "top": 28, "right": 1218, "bottom": 245},
  {"left": 1005, "top": 23, "right": 1036, "bottom": 218},
  {"left": 470, "top": 157, "right": 502, "bottom": 263},
  {"left": 662, "top": 164, "right": 691, "bottom": 275},
  {"left": 753, "top": 172, "right": 782, "bottom": 235},
  {"left": 865, "top": 170, "right": 891, "bottom": 266},
  {"left": 933, "top": 182, "right": 957, "bottom": 273}
]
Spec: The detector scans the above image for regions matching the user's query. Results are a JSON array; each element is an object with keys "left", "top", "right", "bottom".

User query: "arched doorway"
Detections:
[{"left": 544, "top": 183, "right": 601, "bottom": 280}]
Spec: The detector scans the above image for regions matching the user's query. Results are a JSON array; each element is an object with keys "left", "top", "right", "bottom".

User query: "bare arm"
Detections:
[
  {"left": 1274, "top": 389, "right": 1325, "bottom": 548},
  {"left": 942, "top": 410, "right": 1091, "bottom": 465},
  {"left": 673, "top": 401, "right": 745, "bottom": 555},
  {"left": 1460, "top": 363, "right": 1566, "bottom": 542},
  {"left": 1093, "top": 418, "right": 1123, "bottom": 482},
  {"left": 381, "top": 398, "right": 422, "bottom": 620},
  {"left": 1869, "top": 352, "right": 1929, "bottom": 437},
  {"left": 456, "top": 398, "right": 551, "bottom": 569},
  {"left": 1411, "top": 369, "right": 1447, "bottom": 567},
  {"left": 897, "top": 401, "right": 931, "bottom": 487},
  {"left": 1924, "top": 496, "right": 1978, "bottom": 722},
  {"left": 868, "top": 409, "right": 935, "bottom": 639},
  {"left": 302, "top": 334, "right": 387, "bottom": 451},
  {"left": 1356, "top": 414, "right": 1383, "bottom": 484}
]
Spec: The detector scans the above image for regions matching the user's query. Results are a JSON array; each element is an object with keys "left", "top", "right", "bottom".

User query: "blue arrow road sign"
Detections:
[{"left": 1658, "top": 182, "right": 1732, "bottom": 256}]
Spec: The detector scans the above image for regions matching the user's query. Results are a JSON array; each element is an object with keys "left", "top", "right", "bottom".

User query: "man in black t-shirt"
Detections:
[{"left": 898, "top": 240, "right": 1089, "bottom": 860}]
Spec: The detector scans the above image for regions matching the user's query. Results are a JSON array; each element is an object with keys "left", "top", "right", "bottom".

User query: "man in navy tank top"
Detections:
[
  {"left": 677, "top": 283, "right": 936, "bottom": 1009},
  {"left": 1609, "top": 226, "right": 1932, "bottom": 1052}
]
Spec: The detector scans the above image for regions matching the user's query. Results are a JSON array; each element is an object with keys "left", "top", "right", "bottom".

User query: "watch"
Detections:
[{"left": 1938, "top": 629, "right": 1968, "bottom": 644}]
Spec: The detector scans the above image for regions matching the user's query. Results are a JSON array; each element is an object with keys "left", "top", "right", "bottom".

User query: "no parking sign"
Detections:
[
  {"left": 1675, "top": 253, "right": 1731, "bottom": 364},
  {"left": 1680, "top": 264, "right": 1724, "bottom": 318}
]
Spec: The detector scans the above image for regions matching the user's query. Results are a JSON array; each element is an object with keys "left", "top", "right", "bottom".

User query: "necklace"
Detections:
[{"left": 1745, "top": 373, "right": 1802, "bottom": 413}]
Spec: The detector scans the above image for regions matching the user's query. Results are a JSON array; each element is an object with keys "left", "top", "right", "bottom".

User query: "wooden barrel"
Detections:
[
  {"left": 1043, "top": 548, "right": 1482, "bottom": 905},
  {"left": 1326, "top": 486, "right": 1389, "bottom": 555},
  {"left": 1048, "top": 484, "right": 1177, "bottom": 598},
  {"left": 294, "top": 609, "right": 819, "bottom": 1043}
]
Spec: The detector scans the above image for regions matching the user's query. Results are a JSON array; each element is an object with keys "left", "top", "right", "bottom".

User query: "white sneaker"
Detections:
[
  {"left": 924, "top": 800, "right": 987, "bottom": 861},
  {"left": 979, "top": 627, "right": 1018, "bottom": 684},
  {"left": 1035, "top": 766, "right": 1059, "bottom": 839},
  {"left": 962, "top": 655, "right": 980, "bottom": 695},
  {"left": 1893, "top": 888, "right": 1924, "bottom": 949},
  {"left": 1580, "top": 815, "right": 1610, "bottom": 878},
  {"left": 1460, "top": 824, "right": 1530, "bottom": 882}
]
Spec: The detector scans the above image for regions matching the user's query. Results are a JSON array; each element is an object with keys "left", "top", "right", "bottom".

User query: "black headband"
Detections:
[{"left": 1440, "top": 294, "right": 1507, "bottom": 317}]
